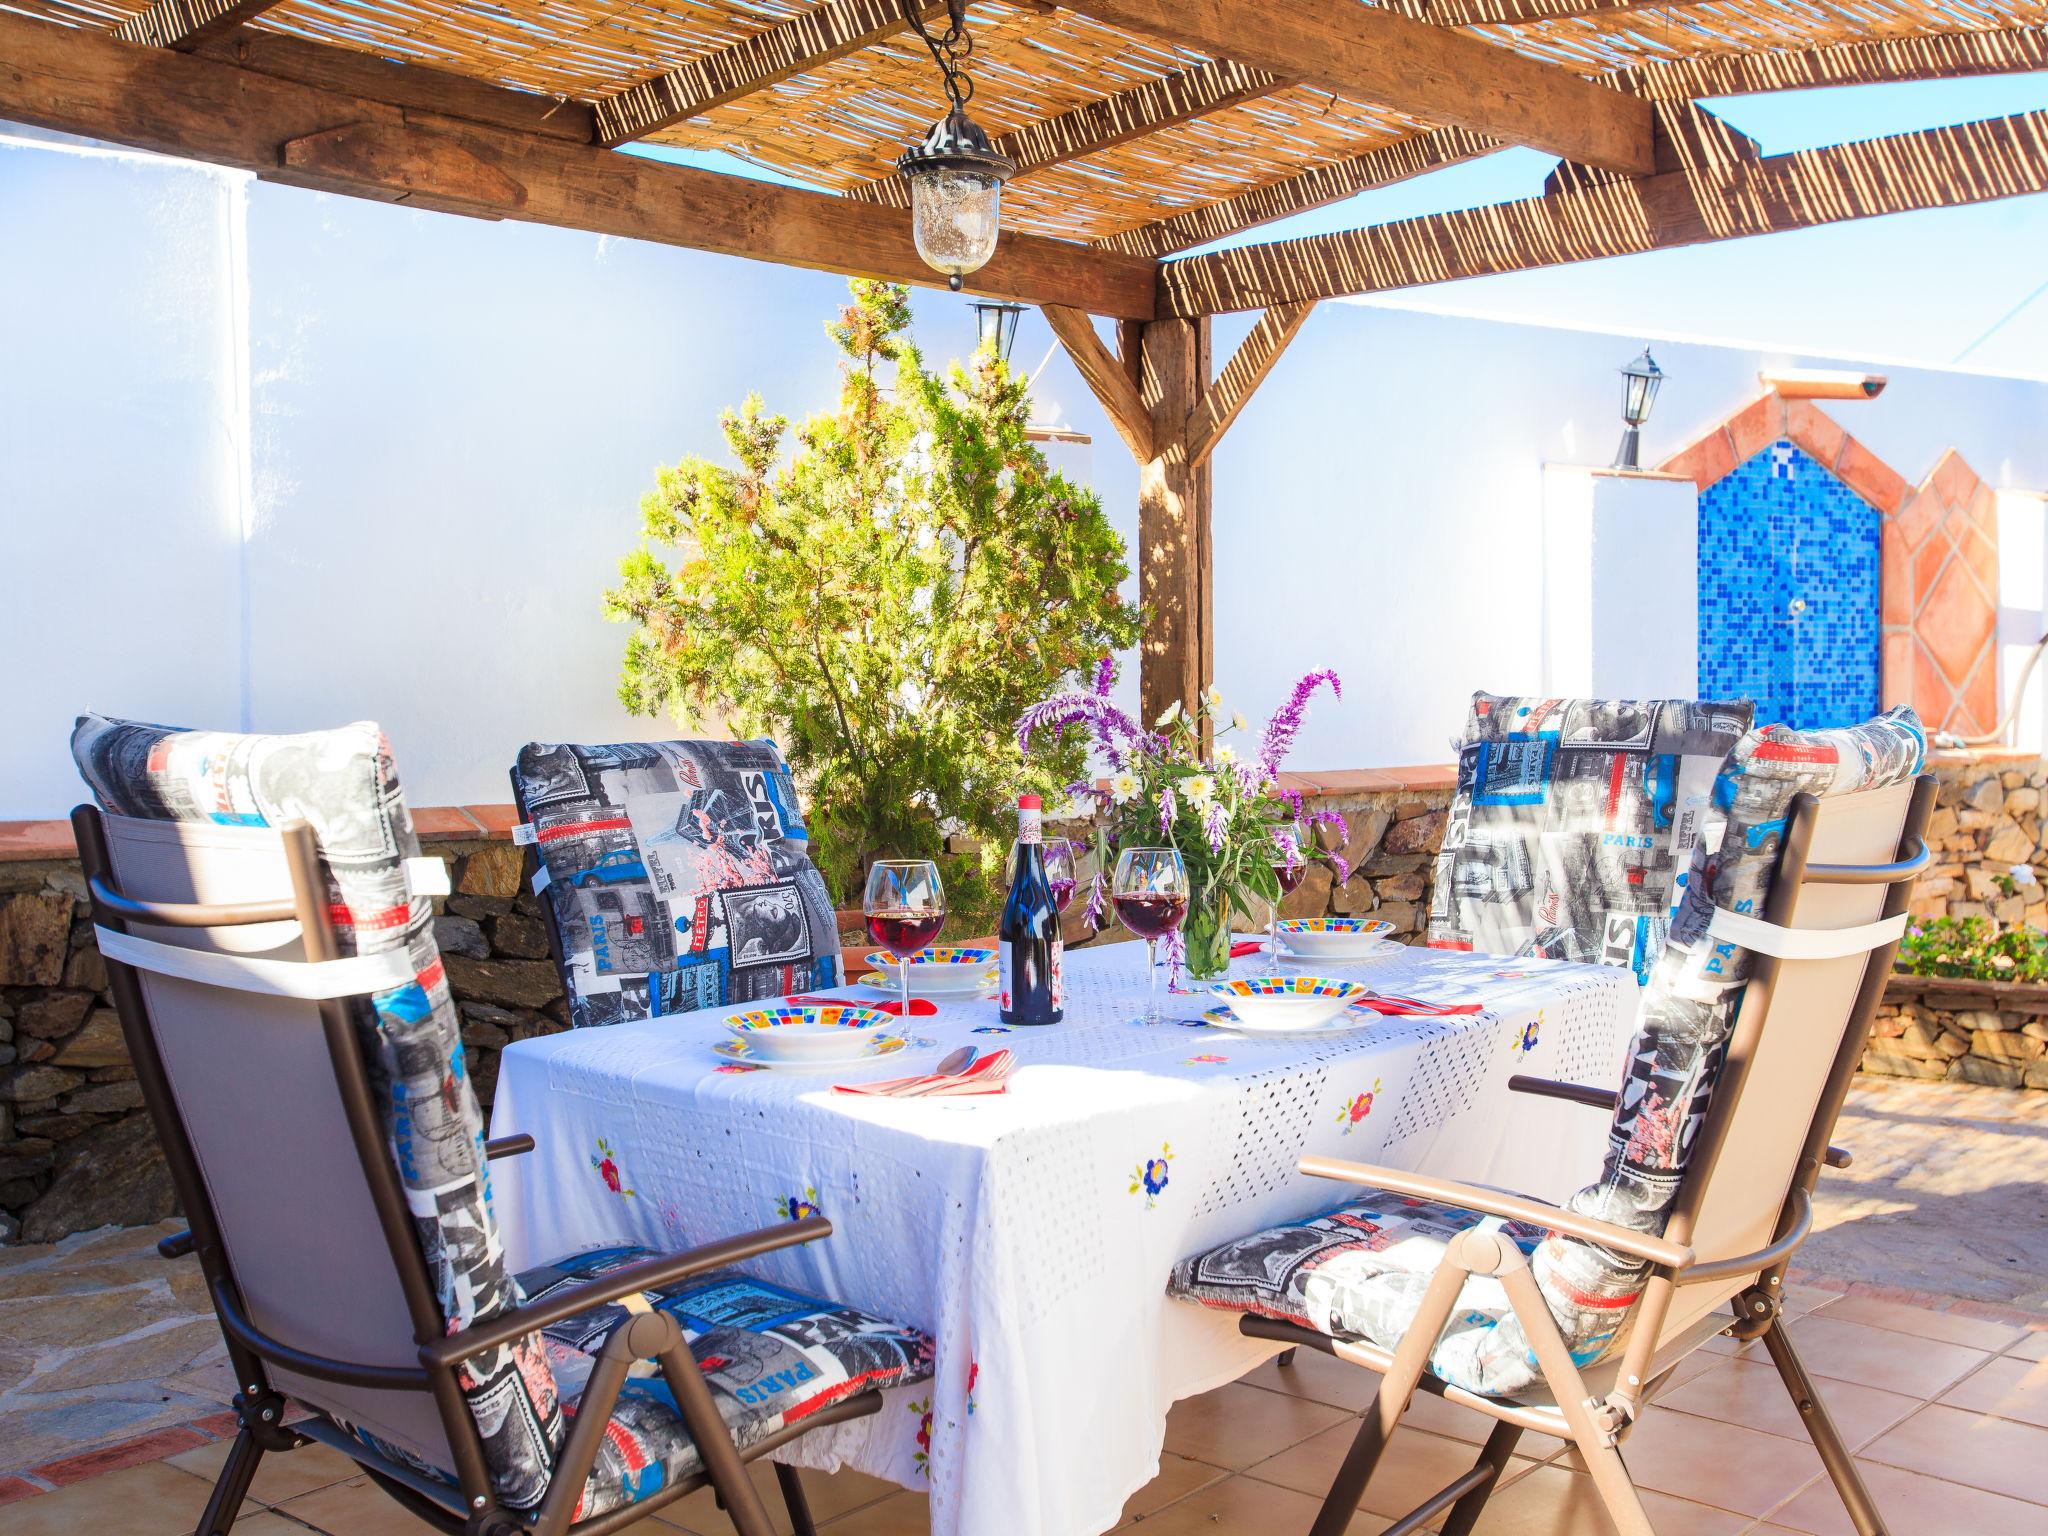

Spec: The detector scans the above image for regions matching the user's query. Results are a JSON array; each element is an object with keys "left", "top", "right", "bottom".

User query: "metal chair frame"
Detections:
[
  {"left": 76, "top": 803, "right": 880, "bottom": 1536},
  {"left": 1242, "top": 774, "right": 1935, "bottom": 1536}
]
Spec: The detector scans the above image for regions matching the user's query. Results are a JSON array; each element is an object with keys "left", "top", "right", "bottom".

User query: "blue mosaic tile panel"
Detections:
[{"left": 1698, "top": 439, "right": 1881, "bottom": 729}]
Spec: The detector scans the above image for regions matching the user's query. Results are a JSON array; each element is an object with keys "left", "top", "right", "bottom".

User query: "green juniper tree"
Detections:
[{"left": 608, "top": 279, "right": 1141, "bottom": 908}]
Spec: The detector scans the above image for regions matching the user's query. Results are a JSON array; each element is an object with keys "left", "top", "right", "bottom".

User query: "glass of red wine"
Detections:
[
  {"left": 1112, "top": 846, "right": 1188, "bottom": 1026},
  {"left": 1271, "top": 858, "right": 1307, "bottom": 959},
  {"left": 864, "top": 860, "right": 947, "bottom": 1016},
  {"left": 1043, "top": 839, "right": 1078, "bottom": 916}
]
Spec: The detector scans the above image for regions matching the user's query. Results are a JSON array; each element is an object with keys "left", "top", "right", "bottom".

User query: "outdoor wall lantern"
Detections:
[
  {"left": 898, "top": 0, "right": 1016, "bottom": 290},
  {"left": 972, "top": 298, "right": 1024, "bottom": 361},
  {"left": 1614, "top": 344, "right": 1665, "bottom": 470}
]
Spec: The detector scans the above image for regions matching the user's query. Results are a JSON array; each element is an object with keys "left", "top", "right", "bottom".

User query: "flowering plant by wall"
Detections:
[
  {"left": 1018, "top": 667, "right": 1350, "bottom": 976},
  {"left": 1896, "top": 915, "right": 2048, "bottom": 983}
]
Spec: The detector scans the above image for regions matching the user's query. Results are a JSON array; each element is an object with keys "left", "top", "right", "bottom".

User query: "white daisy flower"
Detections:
[
  {"left": 1154, "top": 700, "right": 1182, "bottom": 728},
  {"left": 1202, "top": 684, "right": 1226, "bottom": 715},
  {"left": 1184, "top": 774, "right": 1216, "bottom": 808},
  {"left": 1214, "top": 744, "right": 1237, "bottom": 764},
  {"left": 1109, "top": 771, "right": 1140, "bottom": 804}
]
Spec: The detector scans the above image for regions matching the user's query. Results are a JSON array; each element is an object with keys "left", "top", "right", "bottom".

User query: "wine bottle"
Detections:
[{"left": 999, "top": 794, "right": 1064, "bottom": 1025}]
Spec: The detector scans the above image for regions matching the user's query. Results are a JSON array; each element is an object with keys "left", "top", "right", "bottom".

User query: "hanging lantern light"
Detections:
[
  {"left": 971, "top": 298, "right": 1024, "bottom": 361},
  {"left": 1613, "top": 345, "right": 1665, "bottom": 470},
  {"left": 897, "top": 0, "right": 1015, "bottom": 290}
]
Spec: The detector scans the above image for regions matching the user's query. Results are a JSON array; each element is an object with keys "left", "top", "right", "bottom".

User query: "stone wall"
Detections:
[{"left": 1862, "top": 749, "right": 2048, "bottom": 1090}]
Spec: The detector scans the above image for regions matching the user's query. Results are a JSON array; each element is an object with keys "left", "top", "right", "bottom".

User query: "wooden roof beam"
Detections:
[
  {"left": 595, "top": 0, "right": 946, "bottom": 148},
  {"left": 1156, "top": 103, "right": 2048, "bottom": 315},
  {"left": 0, "top": 15, "right": 1156, "bottom": 318},
  {"left": 113, "top": 0, "right": 288, "bottom": 50},
  {"left": 1043, "top": 306, "right": 1155, "bottom": 460},
  {"left": 1182, "top": 303, "right": 1314, "bottom": 469},
  {"left": 847, "top": 58, "right": 1283, "bottom": 207},
  {"left": 1061, "top": 0, "right": 1653, "bottom": 176},
  {"left": 1099, "top": 22, "right": 2048, "bottom": 260}
]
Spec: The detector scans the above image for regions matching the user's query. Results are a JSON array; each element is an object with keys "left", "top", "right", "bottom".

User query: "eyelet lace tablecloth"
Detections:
[{"left": 489, "top": 940, "right": 1637, "bottom": 1536}]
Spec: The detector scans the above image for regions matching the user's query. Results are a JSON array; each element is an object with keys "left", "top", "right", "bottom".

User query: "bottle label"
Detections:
[
  {"left": 1017, "top": 806, "right": 1042, "bottom": 845},
  {"left": 1050, "top": 938, "right": 1064, "bottom": 1010}
]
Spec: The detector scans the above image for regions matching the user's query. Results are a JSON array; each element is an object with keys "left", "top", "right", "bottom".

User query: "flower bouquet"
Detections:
[{"left": 1017, "top": 662, "right": 1351, "bottom": 980}]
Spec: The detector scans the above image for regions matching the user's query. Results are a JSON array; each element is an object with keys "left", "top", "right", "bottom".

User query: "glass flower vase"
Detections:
[{"left": 1182, "top": 891, "right": 1235, "bottom": 981}]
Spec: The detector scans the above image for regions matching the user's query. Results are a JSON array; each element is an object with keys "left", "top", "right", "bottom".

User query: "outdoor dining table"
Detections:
[{"left": 488, "top": 939, "right": 1639, "bottom": 1536}]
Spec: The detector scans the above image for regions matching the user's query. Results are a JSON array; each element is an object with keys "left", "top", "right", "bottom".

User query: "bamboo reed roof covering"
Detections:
[{"left": 20, "top": 0, "right": 2048, "bottom": 253}]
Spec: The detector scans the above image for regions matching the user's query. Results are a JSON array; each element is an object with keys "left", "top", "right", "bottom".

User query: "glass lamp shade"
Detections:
[
  {"left": 973, "top": 299, "right": 1024, "bottom": 360},
  {"left": 899, "top": 108, "right": 1017, "bottom": 290},
  {"left": 1620, "top": 345, "right": 1664, "bottom": 427}
]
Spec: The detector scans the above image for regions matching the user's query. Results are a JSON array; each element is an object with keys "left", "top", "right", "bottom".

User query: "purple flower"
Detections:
[
  {"left": 1258, "top": 669, "right": 1342, "bottom": 773},
  {"left": 1085, "top": 870, "right": 1106, "bottom": 928},
  {"left": 1273, "top": 829, "right": 1302, "bottom": 871},
  {"left": 1092, "top": 655, "right": 1116, "bottom": 697},
  {"left": 1163, "top": 926, "right": 1186, "bottom": 990},
  {"left": 1017, "top": 691, "right": 1151, "bottom": 771},
  {"left": 1233, "top": 760, "right": 1266, "bottom": 798},
  {"left": 1158, "top": 785, "right": 1177, "bottom": 836},
  {"left": 1203, "top": 802, "right": 1228, "bottom": 853}
]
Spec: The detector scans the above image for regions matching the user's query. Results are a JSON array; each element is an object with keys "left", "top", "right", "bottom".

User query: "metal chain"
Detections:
[{"left": 903, "top": 0, "right": 978, "bottom": 109}]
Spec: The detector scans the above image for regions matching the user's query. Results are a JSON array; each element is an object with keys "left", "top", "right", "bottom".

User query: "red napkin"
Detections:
[
  {"left": 834, "top": 1050, "right": 1015, "bottom": 1098},
  {"left": 1229, "top": 940, "right": 1265, "bottom": 958},
  {"left": 1352, "top": 991, "right": 1484, "bottom": 1017},
  {"left": 788, "top": 994, "right": 939, "bottom": 1017}
]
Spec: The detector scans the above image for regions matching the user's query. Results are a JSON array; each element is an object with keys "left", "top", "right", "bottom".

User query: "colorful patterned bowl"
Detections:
[
  {"left": 724, "top": 1003, "right": 895, "bottom": 1062},
  {"left": 1274, "top": 917, "right": 1396, "bottom": 958},
  {"left": 1205, "top": 976, "right": 1371, "bottom": 1031},
  {"left": 861, "top": 947, "right": 999, "bottom": 996}
]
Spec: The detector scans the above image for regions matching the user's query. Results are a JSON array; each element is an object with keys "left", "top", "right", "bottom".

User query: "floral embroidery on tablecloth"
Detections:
[
  {"left": 1129, "top": 1143, "right": 1173, "bottom": 1208},
  {"left": 591, "top": 1137, "right": 636, "bottom": 1197},
  {"left": 966, "top": 1359, "right": 978, "bottom": 1416},
  {"left": 972, "top": 1026, "right": 1012, "bottom": 1035},
  {"left": 1336, "top": 1078, "right": 1381, "bottom": 1135},
  {"left": 910, "top": 1396, "right": 934, "bottom": 1476},
  {"left": 776, "top": 1186, "right": 822, "bottom": 1221},
  {"left": 1184, "top": 1053, "right": 1229, "bottom": 1065},
  {"left": 712, "top": 1061, "right": 764, "bottom": 1074},
  {"left": 1516, "top": 1011, "right": 1542, "bottom": 1054}
]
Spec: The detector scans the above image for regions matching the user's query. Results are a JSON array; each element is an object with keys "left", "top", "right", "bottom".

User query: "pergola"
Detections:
[{"left": 9, "top": 0, "right": 2048, "bottom": 720}]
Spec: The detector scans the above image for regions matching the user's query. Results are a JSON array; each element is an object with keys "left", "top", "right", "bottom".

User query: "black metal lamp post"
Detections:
[
  {"left": 972, "top": 298, "right": 1024, "bottom": 361},
  {"left": 1614, "top": 345, "right": 1665, "bottom": 470},
  {"left": 897, "top": 0, "right": 1016, "bottom": 290}
]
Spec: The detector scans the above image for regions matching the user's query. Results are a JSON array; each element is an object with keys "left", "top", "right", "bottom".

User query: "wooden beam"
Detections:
[
  {"left": 1096, "top": 126, "right": 1495, "bottom": 258},
  {"left": 0, "top": 16, "right": 1156, "bottom": 318},
  {"left": 1156, "top": 104, "right": 2048, "bottom": 315},
  {"left": 1134, "top": 317, "right": 1213, "bottom": 724},
  {"left": 187, "top": 30, "right": 598, "bottom": 143},
  {"left": 1182, "top": 303, "right": 1314, "bottom": 469},
  {"left": 1379, "top": 0, "right": 1729, "bottom": 23},
  {"left": 1042, "top": 306, "right": 1154, "bottom": 461},
  {"left": 1061, "top": 0, "right": 1653, "bottom": 176},
  {"left": 1097, "top": 25, "right": 2048, "bottom": 260},
  {"left": 113, "top": 0, "right": 285, "bottom": 50},
  {"left": 594, "top": 0, "right": 945, "bottom": 148},
  {"left": 846, "top": 59, "right": 1281, "bottom": 207}
]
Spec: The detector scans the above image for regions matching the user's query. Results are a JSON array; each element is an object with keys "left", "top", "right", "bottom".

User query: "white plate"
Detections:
[
  {"left": 1201, "top": 1005, "right": 1378, "bottom": 1036},
  {"left": 712, "top": 1033, "right": 936, "bottom": 1071},
  {"left": 1275, "top": 932, "right": 1399, "bottom": 960},
  {"left": 857, "top": 968, "right": 997, "bottom": 998}
]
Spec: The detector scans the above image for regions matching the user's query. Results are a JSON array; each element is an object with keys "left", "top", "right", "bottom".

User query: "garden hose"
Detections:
[{"left": 1933, "top": 630, "right": 2048, "bottom": 751}]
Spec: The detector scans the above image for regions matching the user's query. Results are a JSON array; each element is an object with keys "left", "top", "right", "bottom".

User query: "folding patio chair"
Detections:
[
  {"left": 1427, "top": 692, "right": 1754, "bottom": 981},
  {"left": 71, "top": 714, "right": 932, "bottom": 1536},
  {"left": 1172, "top": 708, "right": 1932, "bottom": 1536},
  {"left": 507, "top": 739, "right": 843, "bottom": 1028}
]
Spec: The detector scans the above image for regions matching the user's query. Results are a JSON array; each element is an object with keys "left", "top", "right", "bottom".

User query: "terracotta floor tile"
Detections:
[
  {"left": 1460, "top": 1463, "right": 1752, "bottom": 1535},
  {"left": 1651, "top": 1358, "right": 1919, "bottom": 1449},
  {"left": 30, "top": 1424, "right": 211, "bottom": 1485},
  {"left": 1243, "top": 1420, "right": 1537, "bottom": 1521},
  {"left": 651, "top": 1462, "right": 902, "bottom": 1533},
  {"left": 6, "top": 1460, "right": 241, "bottom": 1536},
  {"left": 1819, "top": 1294, "right": 2025, "bottom": 1352},
  {"left": 1242, "top": 1347, "right": 1384, "bottom": 1413},
  {"left": 1163, "top": 1382, "right": 1350, "bottom": 1470},
  {"left": 815, "top": 1489, "right": 928, "bottom": 1534},
  {"left": 1575, "top": 1411, "right": 1821, "bottom": 1518},
  {"left": 1117, "top": 1453, "right": 1226, "bottom": 1523},
  {"left": 1117, "top": 1474, "right": 1388, "bottom": 1535},
  {"left": 1938, "top": 1351, "right": 2048, "bottom": 1429},
  {"left": 1386, "top": 1389, "right": 1567, "bottom": 1462},
  {"left": 0, "top": 1475, "right": 46, "bottom": 1506},
  {"left": 1859, "top": 1402, "right": 2048, "bottom": 1505},
  {"left": 2006, "top": 1329, "right": 2048, "bottom": 1362},
  {"left": 1764, "top": 1316, "right": 1988, "bottom": 1398},
  {"left": 165, "top": 1438, "right": 363, "bottom": 1507},
  {"left": 274, "top": 1474, "right": 444, "bottom": 1536},
  {"left": 1766, "top": 1458, "right": 2048, "bottom": 1536},
  {"left": 1781, "top": 1288, "right": 1842, "bottom": 1317}
]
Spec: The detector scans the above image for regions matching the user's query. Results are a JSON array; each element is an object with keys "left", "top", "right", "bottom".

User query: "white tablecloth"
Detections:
[{"left": 489, "top": 942, "right": 1637, "bottom": 1536}]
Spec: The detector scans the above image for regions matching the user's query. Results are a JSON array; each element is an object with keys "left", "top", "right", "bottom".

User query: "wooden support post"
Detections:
[{"left": 1134, "top": 317, "right": 1213, "bottom": 728}]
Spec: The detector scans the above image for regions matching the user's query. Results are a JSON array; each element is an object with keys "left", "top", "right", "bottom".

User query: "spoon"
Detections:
[{"left": 931, "top": 1045, "right": 976, "bottom": 1077}]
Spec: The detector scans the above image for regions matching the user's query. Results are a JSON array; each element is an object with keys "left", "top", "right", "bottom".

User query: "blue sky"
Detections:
[{"left": 634, "top": 71, "right": 2048, "bottom": 378}]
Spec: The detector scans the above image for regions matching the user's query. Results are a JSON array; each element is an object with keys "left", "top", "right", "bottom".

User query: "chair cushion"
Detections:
[
  {"left": 1427, "top": 694, "right": 1753, "bottom": 982},
  {"left": 72, "top": 715, "right": 568, "bottom": 1508},
  {"left": 512, "top": 1247, "right": 936, "bottom": 1521},
  {"left": 1178, "top": 708, "right": 1925, "bottom": 1398},
  {"left": 511, "top": 740, "right": 841, "bottom": 1028}
]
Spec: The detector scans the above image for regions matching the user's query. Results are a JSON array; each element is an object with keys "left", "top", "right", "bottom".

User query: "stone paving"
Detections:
[{"left": 1, "top": 1077, "right": 2044, "bottom": 1533}]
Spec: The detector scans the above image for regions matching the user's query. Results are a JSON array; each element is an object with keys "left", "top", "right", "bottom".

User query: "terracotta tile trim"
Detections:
[{"left": 0, "top": 767, "right": 1466, "bottom": 864}]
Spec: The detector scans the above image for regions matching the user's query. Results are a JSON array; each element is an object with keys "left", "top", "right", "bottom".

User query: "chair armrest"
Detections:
[
  {"left": 1507, "top": 1075, "right": 1617, "bottom": 1111},
  {"left": 1298, "top": 1155, "right": 1694, "bottom": 1271},
  {"left": 1676, "top": 1188, "right": 1812, "bottom": 1285},
  {"left": 157, "top": 1230, "right": 196, "bottom": 1260},
  {"left": 484, "top": 1133, "right": 534, "bottom": 1161},
  {"left": 1824, "top": 1145, "right": 1852, "bottom": 1170},
  {"left": 420, "top": 1215, "right": 833, "bottom": 1368}
]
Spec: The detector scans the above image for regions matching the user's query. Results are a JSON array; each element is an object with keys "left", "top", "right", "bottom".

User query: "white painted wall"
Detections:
[
  {"left": 1540, "top": 468, "right": 1699, "bottom": 702},
  {"left": 8, "top": 126, "right": 2048, "bottom": 815}
]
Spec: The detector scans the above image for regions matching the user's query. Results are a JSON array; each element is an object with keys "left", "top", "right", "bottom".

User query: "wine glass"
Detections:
[
  {"left": 1270, "top": 858, "right": 1307, "bottom": 959},
  {"left": 1044, "top": 839, "right": 1078, "bottom": 915},
  {"left": 864, "top": 860, "right": 947, "bottom": 1015},
  {"left": 1112, "top": 847, "right": 1188, "bottom": 1026}
]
